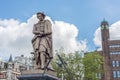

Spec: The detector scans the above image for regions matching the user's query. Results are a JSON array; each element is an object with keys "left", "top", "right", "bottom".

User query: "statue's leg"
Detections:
[
  {"left": 35, "top": 50, "right": 39, "bottom": 65},
  {"left": 33, "top": 50, "right": 41, "bottom": 69},
  {"left": 40, "top": 52, "right": 46, "bottom": 69}
]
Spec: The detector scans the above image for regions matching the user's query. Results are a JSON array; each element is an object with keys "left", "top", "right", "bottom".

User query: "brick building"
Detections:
[{"left": 100, "top": 19, "right": 120, "bottom": 80}]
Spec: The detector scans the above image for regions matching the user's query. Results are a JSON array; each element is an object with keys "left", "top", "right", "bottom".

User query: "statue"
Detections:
[{"left": 32, "top": 12, "right": 53, "bottom": 70}]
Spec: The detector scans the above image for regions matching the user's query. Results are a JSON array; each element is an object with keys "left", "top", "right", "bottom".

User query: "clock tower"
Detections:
[{"left": 101, "top": 19, "right": 111, "bottom": 80}]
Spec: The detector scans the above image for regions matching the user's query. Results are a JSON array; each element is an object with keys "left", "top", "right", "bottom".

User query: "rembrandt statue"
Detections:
[
  {"left": 18, "top": 12, "right": 58, "bottom": 80},
  {"left": 32, "top": 12, "right": 53, "bottom": 70}
]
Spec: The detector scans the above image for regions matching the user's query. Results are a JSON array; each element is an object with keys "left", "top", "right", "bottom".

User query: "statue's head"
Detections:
[{"left": 37, "top": 12, "right": 46, "bottom": 21}]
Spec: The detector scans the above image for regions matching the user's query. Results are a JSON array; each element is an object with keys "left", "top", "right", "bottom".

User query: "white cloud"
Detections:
[
  {"left": 53, "top": 21, "right": 87, "bottom": 53},
  {"left": 93, "top": 21, "right": 120, "bottom": 50},
  {"left": 109, "top": 21, "right": 120, "bottom": 40},
  {"left": 0, "top": 15, "right": 87, "bottom": 60},
  {"left": 93, "top": 27, "right": 101, "bottom": 49}
]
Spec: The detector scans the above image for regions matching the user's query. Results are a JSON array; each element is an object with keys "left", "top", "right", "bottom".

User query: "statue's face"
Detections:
[{"left": 37, "top": 14, "right": 44, "bottom": 21}]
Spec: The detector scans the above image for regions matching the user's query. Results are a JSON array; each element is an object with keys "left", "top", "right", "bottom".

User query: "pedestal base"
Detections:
[
  {"left": 17, "top": 70, "right": 58, "bottom": 80},
  {"left": 18, "top": 73, "right": 58, "bottom": 80}
]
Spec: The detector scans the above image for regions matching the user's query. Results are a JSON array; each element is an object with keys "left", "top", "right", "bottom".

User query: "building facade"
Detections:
[
  {"left": 100, "top": 19, "right": 120, "bottom": 80},
  {"left": 0, "top": 55, "right": 33, "bottom": 80},
  {"left": 0, "top": 55, "right": 20, "bottom": 80},
  {"left": 14, "top": 55, "right": 33, "bottom": 71}
]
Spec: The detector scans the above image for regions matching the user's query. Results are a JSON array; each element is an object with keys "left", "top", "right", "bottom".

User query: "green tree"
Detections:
[
  {"left": 83, "top": 51, "right": 103, "bottom": 80},
  {"left": 52, "top": 50, "right": 84, "bottom": 80},
  {"left": 52, "top": 50, "right": 103, "bottom": 80}
]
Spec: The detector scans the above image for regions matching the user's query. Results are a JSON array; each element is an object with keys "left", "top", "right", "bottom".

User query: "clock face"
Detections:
[
  {"left": 101, "top": 25, "right": 104, "bottom": 30},
  {"left": 101, "top": 25, "right": 108, "bottom": 30}
]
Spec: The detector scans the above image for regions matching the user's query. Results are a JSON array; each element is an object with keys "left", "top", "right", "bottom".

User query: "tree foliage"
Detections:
[
  {"left": 52, "top": 50, "right": 83, "bottom": 80},
  {"left": 52, "top": 50, "right": 103, "bottom": 80},
  {"left": 83, "top": 51, "right": 103, "bottom": 80}
]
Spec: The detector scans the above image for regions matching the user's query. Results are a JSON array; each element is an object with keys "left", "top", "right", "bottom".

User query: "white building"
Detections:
[
  {"left": 0, "top": 55, "right": 20, "bottom": 80},
  {"left": 14, "top": 55, "right": 33, "bottom": 71},
  {"left": 0, "top": 55, "right": 33, "bottom": 80}
]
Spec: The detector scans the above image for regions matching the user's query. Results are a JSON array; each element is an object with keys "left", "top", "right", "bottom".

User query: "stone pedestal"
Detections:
[{"left": 17, "top": 69, "right": 58, "bottom": 80}]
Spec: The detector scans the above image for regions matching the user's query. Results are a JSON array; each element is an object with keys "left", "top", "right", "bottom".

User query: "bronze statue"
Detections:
[{"left": 32, "top": 12, "right": 53, "bottom": 69}]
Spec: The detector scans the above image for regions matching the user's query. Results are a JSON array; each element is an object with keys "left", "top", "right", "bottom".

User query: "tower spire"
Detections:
[
  {"left": 101, "top": 18, "right": 109, "bottom": 28},
  {"left": 9, "top": 54, "right": 13, "bottom": 62}
]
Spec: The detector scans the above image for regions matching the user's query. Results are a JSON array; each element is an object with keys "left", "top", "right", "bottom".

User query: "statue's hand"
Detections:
[
  {"left": 37, "top": 34, "right": 42, "bottom": 37},
  {"left": 49, "top": 57, "right": 53, "bottom": 59}
]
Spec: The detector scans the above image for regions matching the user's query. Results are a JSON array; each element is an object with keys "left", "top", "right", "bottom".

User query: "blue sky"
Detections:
[{"left": 0, "top": 0, "right": 120, "bottom": 59}]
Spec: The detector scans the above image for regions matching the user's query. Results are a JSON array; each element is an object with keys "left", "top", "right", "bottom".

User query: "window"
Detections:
[
  {"left": 116, "top": 61, "right": 119, "bottom": 67},
  {"left": 113, "top": 71, "right": 117, "bottom": 78},
  {"left": 98, "top": 73, "right": 101, "bottom": 79},
  {"left": 112, "top": 61, "right": 120, "bottom": 67},
  {"left": 113, "top": 70, "right": 120, "bottom": 78},
  {"left": 112, "top": 61, "right": 115, "bottom": 67},
  {"left": 110, "top": 52, "right": 120, "bottom": 54},
  {"left": 109, "top": 45, "right": 120, "bottom": 48},
  {"left": 117, "top": 71, "right": 120, "bottom": 78}
]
